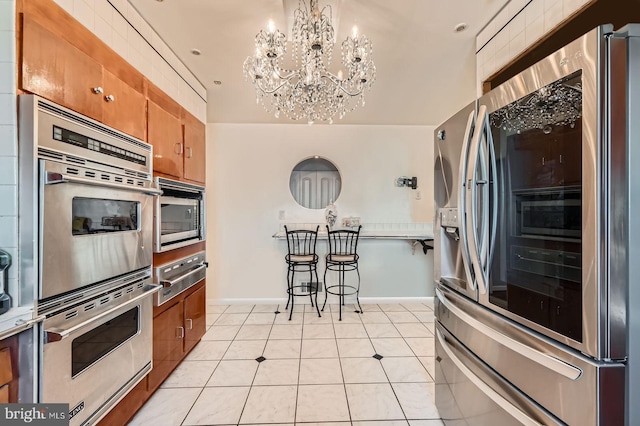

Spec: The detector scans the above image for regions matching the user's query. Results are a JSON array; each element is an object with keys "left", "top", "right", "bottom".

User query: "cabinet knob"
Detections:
[
  {"left": 92, "top": 86, "right": 104, "bottom": 94},
  {"left": 186, "top": 318, "right": 193, "bottom": 330},
  {"left": 187, "top": 147, "right": 193, "bottom": 159},
  {"left": 176, "top": 326, "right": 185, "bottom": 339},
  {"left": 105, "top": 94, "right": 115, "bottom": 102},
  {"left": 174, "top": 143, "right": 184, "bottom": 155}
]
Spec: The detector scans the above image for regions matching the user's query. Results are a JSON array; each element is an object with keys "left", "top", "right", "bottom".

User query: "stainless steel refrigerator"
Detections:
[{"left": 433, "top": 24, "right": 640, "bottom": 425}]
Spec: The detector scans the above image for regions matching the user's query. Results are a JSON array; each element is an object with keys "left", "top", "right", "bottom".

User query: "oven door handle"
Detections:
[
  {"left": 45, "top": 172, "right": 163, "bottom": 196},
  {"left": 160, "top": 264, "right": 207, "bottom": 288},
  {"left": 44, "top": 284, "right": 161, "bottom": 343}
]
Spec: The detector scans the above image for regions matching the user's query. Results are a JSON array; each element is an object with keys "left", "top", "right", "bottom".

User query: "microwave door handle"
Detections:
[
  {"left": 45, "top": 172, "right": 163, "bottom": 196},
  {"left": 458, "top": 110, "right": 477, "bottom": 292},
  {"left": 160, "top": 264, "right": 207, "bottom": 288},
  {"left": 44, "top": 284, "right": 161, "bottom": 343},
  {"left": 466, "top": 105, "right": 488, "bottom": 294}
]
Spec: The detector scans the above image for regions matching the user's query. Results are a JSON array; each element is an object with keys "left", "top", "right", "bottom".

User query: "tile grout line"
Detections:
[{"left": 330, "top": 303, "right": 354, "bottom": 425}]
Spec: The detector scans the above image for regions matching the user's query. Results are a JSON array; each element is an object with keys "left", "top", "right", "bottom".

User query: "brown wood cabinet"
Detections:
[
  {"left": 148, "top": 101, "right": 207, "bottom": 184},
  {"left": 22, "top": 15, "right": 104, "bottom": 121},
  {"left": 148, "top": 100, "right": 184, "bottom": 179},
  {"left": 147, "top": 300, "right": 185, "bottom": 392},
  {"left": 148, "top": 280, "right": 207, "bottom": 393},
  {"left": 21, "top": 16, "right": 147, "bottom": 140},
  {"left": 183, "top": 110, "right": 207, "bottom": 184},
  {"left": 0, "top": 335, "right": 19, "bottom": 403},
  {"left": 102, "top": 70, "right": 147, "bottom": 141},
  {"left": 184, "top": 284, "right": 207, "bottom": 354}
]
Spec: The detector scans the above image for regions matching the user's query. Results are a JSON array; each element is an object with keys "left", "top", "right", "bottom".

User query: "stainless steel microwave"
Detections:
[{"left": 154, "top": 177, "right": 206, "bottom": 252}]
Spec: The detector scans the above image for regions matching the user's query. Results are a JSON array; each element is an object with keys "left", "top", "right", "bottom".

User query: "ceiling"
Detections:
[{"left": 129, "top": 0, "right": 509, "bottom": 126}]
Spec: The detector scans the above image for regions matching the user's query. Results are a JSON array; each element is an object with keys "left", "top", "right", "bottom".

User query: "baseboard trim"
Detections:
[{"left": 208, "top": 296, "right": 434, "bottom": 305}]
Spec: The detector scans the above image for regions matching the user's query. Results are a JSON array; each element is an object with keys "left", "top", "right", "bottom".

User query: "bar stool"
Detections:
[
  {"left": 323, "top": 225, "right": 362, "bottom": 321},
  {"left": 284, "top": 225, "right": 321, "bottom": 320}
]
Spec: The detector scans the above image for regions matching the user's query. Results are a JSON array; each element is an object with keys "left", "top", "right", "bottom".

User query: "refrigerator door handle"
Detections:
[
  {"left": 458, "top": 110, "right": 477, "bottom": 292},
  {"left": 436, "top": 329, "right": 544, "bottom": 426},
  {"left": 436, "top": 288, "right": 583, "bottom": 380},
  {"left": 465, "top": 105, "right": 490, "bottom": 294},
  {"left": 487, "top": 124, "right": 498, "bottom": 281}
]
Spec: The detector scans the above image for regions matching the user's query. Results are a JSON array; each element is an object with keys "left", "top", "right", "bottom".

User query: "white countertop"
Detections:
[
  {"left": 273, "top": 223, "right": 434, "bottom": 240},
  {"left": 0, "top": 306, "right": 39, "bottom": 340}
]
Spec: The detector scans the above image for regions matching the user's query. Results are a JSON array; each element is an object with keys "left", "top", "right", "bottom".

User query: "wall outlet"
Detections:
[
  {"left": 279, "top": 210, "right": 286, "bottom": 220},
  {"left": 415, "top": 191, "right": 421, "bottom": 200}
]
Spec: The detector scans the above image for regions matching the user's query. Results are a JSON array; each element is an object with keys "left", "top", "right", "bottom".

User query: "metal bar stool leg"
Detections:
[
  {"left": 308, "top": 265, "right": 315, "bottom": 308},
  {"left": 355, "top": 265, "right": 363, "bottom": 314},
  {"left": 289, "top": 266, "right": 295, "bottom": 321},
  {"left": 314, "top": 266, "right": 321, "bottom": 317},
  {"left": 286, "top": 266, "right": 292, "bottom": 310},
  {"left": 322, "top": 267, "right": 329, "bottom": 312},
  {"left": 338, "top": 264, "right": 344, "bottom": 321}
]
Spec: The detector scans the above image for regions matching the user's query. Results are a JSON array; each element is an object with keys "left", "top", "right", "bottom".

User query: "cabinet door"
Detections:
[
  {"left": 183, "top": 112, "right": 206, "bottom": 183},
  {"left": 148, "top": 301, "right": 184, "bottom": 391},
  {"left": 0, "top": 335, "right": 18, "bottom": 403},
  {"left": 148, "top": 101, "right": 184, "bottom": 178},
  {"left": 184, "top": 284, "right": 207, "bottom": 354},
  {"left": 22, "top": 16, "right": 103, "bottom": 121},
  {"left": 102, "top": 70, "right": 147, "bottom": 140}
]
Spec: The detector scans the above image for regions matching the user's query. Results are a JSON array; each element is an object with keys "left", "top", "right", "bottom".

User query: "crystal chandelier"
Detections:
[
  {"left": 490, "top": 76, "right": 582, "bottom": 134},
  {"left": 243, "top": 0, "right": 376, "bottom": 124}
]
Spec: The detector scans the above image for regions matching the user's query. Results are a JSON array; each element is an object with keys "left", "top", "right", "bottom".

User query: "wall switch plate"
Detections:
[{"left": 279, "top": 210, "right": 286, "bottom": 220}]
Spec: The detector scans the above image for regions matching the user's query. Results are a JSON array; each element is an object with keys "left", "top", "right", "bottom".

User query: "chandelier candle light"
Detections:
[{"left": 243, "top": 0, "right": 376, "bottom": 124}]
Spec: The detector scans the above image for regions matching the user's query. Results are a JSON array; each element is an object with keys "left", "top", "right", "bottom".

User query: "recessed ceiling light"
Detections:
[
  {"left": 155, "top": 0, "right": 164, "bottom": 2},
  {"left": 213, "top": 80, "right": 222, "bottom": 85},
  {"left": 191, "top": 48, "right": 202, "bottom": 56},
  {"left": 454, "top": 23, "right": 467, "bottom": 33}
]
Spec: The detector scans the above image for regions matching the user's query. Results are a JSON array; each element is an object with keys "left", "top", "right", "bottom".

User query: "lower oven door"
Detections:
[
  {"left": 40, "top": 160, "right": 155, "bottom": 300},
  {"left": 42, "top": 282, "right": 158, "bottom": 425}
]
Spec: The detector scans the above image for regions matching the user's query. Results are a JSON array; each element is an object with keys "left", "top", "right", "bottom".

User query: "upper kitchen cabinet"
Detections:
[
  {"left": 148, "top": 99, "right": 184, "bottom": 179},
  {"left": 101, "top": 70, "right": 147, "bottom": 141},
  {"left": 21, "top": 16, "right": 104, "bottom": 122},
  {"left": 182, "top": 110, "right": 206, "bottom": 184},
  {"left": 20, "top": 15, "right": 147, "bottom": 140},
  {"left": 148, "top": 83, "right": 206, "bottom": 184}
]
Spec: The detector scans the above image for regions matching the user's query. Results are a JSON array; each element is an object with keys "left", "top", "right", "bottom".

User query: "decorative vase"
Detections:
[{"left": 325, "top": 201, "right": 337, "bottom": 230}]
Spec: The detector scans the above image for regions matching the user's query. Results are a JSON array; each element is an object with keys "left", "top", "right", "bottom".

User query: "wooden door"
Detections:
[
  {"left": 102, "top": 70, "right": 147, "bottom": 140},
  {"left": 22, "top": 16, "right": 103, "bottom": 121},
  {"left": 183, "top": 111, "right": 206, "bottom": 183},
  {"left": 148, "top": 301, "right": 184, "bottom": 391},
  {"left": 184, "top": 283, "right": 207, "bottom": 354},
  {"left": 148, "top": 101, "right": 184, "bottom": 178}
]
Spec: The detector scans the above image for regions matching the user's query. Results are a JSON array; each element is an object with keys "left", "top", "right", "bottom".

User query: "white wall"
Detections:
[{"left": 206, "top": 123, "right": 436, "bottom": 303}]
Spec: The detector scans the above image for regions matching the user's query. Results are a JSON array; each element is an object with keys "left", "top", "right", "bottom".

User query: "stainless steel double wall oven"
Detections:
[
  {"left": 19, "top": 95, "right": 161, "bottom": 425},
  {"left": 434, "top": 25, "right": 640, "bottom": 425}
]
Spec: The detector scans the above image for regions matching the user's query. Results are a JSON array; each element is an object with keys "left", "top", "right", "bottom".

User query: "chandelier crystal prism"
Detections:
[{"left": 243, "top": 0, "right": 376, "bottom": 124}]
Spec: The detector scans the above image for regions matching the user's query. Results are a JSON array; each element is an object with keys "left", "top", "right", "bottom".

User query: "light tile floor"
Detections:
[{"left": 129, "top": 302, "right": 443, "bottom": 426}]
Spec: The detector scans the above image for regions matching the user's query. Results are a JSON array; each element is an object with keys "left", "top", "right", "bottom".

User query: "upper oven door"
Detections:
[
  {"left": 40, "top": 160, "right": 154, "bottom": 300},
  {"left": 472, "top": 26, "right": 609, "bottom": 359}
]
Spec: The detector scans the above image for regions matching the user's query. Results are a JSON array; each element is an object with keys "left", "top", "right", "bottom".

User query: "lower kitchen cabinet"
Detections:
[
  {"left": 98, "top": 280, "right": 206, "bottom": 426},
  {"left": 184, "top": 284, "right": 206, "bottom": 354},
  {"left": 0, "top": 335, "right": 19, "bottom": 403},
  {"left": 147, "top": 299, "right": 185, "bottom": 391}
]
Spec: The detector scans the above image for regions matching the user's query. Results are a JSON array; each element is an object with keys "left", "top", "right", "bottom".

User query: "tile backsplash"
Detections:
[
  {"left": 476, "top": 0, "right": 593, "bottom": 96},
  {"left": 51, "top": 0, "right": 207, "bottom": 122},
  {"left": 0, "top": 0, "right": 18, "bottom": 304}
]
